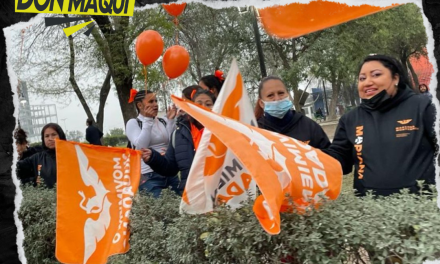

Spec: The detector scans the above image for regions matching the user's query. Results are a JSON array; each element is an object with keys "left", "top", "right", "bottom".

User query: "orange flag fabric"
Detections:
[
  {"left": 171, "top": 96, "right": 343, "bottom": 235},
  {"left": 180, "top": 58, "right": 257, "bottom": 214},
  {"left": 55, "top": 140, "right": 141, "bottom": 264},
  {"left": 257, "top": 1, "right": 399, "bottom": 39}
]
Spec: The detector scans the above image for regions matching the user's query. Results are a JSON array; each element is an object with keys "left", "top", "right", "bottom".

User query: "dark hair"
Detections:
[
  {"left": 134, "top": 90, "right": 154, "bottom": 113},
  {"left": 86, "top": 118, "right": 93, "bottom": 126},
  {"left": 255, "top": 76, "right": 288, "bottom": 119},
  {"left": 41, "top": 123, "right": 66, "bottom": 149},
  {"left": 191, "top": 88, "right": 216, "bottom": 104},
  {"left": 419, "top": 83, "right": 429, "bottom": 93},
  {"left": 14, "top": 128, "right": 28, "bottom": 145},
  {"left": 200, "top": 75, "right": 224, "bottom": 95},
  {"left": 358, "top": 54, "right": 412, "bottom": 90},
  {"left": 182, "top": 85, "right": 201, "bottom": 100}
]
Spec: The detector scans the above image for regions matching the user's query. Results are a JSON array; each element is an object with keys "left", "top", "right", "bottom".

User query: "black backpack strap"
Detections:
[
  {"left": 136, "top": 118, "right": 143, "bottom": 129},
  {"left": 157, "top": 117, "right": 167, "bottom": 128},
  {"left": 127, "top": 118, "right": 143, "bottom": 149}
]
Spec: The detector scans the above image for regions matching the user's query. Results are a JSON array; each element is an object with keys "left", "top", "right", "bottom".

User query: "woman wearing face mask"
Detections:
[
  {"left": 16, "top": 123, "right": 66, "bottom": 188},
  {"left": 141, "top": 88, "right": 216, "bottom": 192},
  {"left": 126, "top": 89, "right": 179, "bottom": 198},
  {"left": 255, "top": 76, "right": 330, "bottom": 149},
  {"left": 323, "top": 54, "right": 437, "bottom": 197}
]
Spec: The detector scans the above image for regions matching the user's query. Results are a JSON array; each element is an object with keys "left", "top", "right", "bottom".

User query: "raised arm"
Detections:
[{"left": 125, "top": 118, "right": 154, "bottom": 149}]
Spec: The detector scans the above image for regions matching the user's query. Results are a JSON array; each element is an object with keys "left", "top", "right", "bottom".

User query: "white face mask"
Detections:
[{"left": 262, "top": 97, "right": 293, "bottom": 119}]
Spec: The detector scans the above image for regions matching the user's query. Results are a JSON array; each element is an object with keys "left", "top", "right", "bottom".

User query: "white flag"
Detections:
[{"left": 180, "top": 58, "right": 257, "bottom": 214}]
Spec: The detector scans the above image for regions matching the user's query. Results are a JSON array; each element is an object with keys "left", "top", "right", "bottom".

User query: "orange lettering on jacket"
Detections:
[{"left": 354, "top": 126, "right": 364, "bottom": 179}]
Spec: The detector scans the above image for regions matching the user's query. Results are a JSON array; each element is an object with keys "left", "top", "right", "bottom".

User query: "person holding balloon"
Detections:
[
  {"left": 126, "top": 89, "right": 180, "bottom": 198},
  {"left": 140, "top": 87, "right": 216, "bottom": 192}
]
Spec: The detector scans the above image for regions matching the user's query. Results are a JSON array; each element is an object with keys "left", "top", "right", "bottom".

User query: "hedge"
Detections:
[
  {"left": 102, "top": 135, "right": 128, "bottom": 147},
  {"left": 18, "top": 179, "right": 440, "bottom": 264},
  {"left": 29, "top": 135, "right": 128, "bottom": 148}
]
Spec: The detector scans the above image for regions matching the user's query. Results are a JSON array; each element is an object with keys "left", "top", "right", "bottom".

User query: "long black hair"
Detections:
[
  {"left": 200, "top": 75, "right": 224, "bottom": 95},
  {"left": 358, "top": 54, "right": 412, "bottom": 91}
]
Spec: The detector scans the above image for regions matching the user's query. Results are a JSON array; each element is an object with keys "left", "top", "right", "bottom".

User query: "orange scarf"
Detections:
[{"left": 190, "top": 123, "right": 204, "bottom": 150}]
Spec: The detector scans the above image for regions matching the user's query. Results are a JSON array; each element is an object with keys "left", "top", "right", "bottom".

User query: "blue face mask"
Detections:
[{"left": 263, "top": 97, "right": 293, "bottom": 119}]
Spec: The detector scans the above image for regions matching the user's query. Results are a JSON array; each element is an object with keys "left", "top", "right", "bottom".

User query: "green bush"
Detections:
[
  {"left": 102, "top": 135, "right": 128, "bottom": 147},
  {"left": 19, "top": 184, "right": 57, "bottom": 264},
  {"left": 19, "top": 181, "right": 440, "bottom": 264},
  {"left": 29, "top": 142, "right": 42, "bottom": 148}
]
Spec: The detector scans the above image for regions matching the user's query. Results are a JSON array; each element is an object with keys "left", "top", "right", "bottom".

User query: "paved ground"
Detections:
[{"left": 317, "top": 119, "right": 339, "bottom": 141}]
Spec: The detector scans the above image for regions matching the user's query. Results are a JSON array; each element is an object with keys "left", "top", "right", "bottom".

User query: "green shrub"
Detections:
[
  {"left": 102, "top": 135, "right": 128, "bottom": 147},
  {"left": 19, "top": 181, "right": 440, "bottom": 264},
  {"left": 19, "top": 184, "right": 57, "bottom": 264},
  {"left": 29, "top": 142, "right": 42, "bottom": 148}
]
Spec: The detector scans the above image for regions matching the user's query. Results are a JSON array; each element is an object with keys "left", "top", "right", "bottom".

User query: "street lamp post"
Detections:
[
  {"left": 238, "top": 6, "right": 267, "bottom": 79},
  {"left": 251, "top": 6, "right": 267, "bottom": 79}
]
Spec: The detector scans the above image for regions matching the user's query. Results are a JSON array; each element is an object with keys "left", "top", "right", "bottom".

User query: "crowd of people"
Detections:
[{"left": 15, "top": 54, "right": 437, "bottom": 199}]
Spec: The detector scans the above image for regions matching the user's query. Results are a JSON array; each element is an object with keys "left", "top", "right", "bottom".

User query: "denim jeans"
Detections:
[{"left": 139, "top": 172, "right": 182, "bottom": 198}]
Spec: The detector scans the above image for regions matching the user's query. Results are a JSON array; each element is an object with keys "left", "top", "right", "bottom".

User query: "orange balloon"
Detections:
[
  {"left": 162, "top": 3, "right": 187, "bottom": 17},
  {"left": 135, "top": 30, "right": 164, "bottom": 66},
  {"left": 162, "top": 45, "right": 190, "bottom": 79}
]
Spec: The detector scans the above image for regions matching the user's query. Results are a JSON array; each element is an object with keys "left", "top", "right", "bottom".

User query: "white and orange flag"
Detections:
[
  {"left": 171, "top": 95, "right": 343, "bottom": 235},
  {"left": 180, "top": 58, "right": 257, "bottom": 214},
  {"left": 55, "top": 140, "right": 141, "bottom": 264}
]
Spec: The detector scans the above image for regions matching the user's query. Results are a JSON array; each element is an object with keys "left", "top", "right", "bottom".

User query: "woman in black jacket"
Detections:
[
  {"left": 141, "top": 88, "right": 216, "bottom": 194},
  {"left": 323, "top": 54, "right": 437, "bottom": 196},
  {"left": 17, "top": 123, "right": 66, "bottom": 188},
  {"left": 255, "top": 76, "right": 331, "bottom": 149}
]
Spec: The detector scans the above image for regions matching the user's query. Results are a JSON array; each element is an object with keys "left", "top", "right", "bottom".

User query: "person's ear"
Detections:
[{"left": 258, "top": 98, "right": 265, "bottom": 109}]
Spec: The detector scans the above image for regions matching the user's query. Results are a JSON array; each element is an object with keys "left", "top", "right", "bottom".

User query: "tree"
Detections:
[
  {"left": 108, "top": 128, "right": 124, "bottom": 137},
  {"left": 351, "top": 4, "right": 427, "bottom": 90},
  {"left": 177, "top": 4, "right": 256, "bottom": 82},
  {"left": 67, "top": 130, "right": 84, "bottom": 142},
  {"left": 11, "top": 9, "right": 174, "bottom": 129}
]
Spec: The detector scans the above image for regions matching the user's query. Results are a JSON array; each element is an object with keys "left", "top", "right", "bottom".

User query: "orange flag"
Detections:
[
  {"left": 257, "top": 1, "right": 399, "bottom": 39},
  {"left": 55, "top": 140, "right": 141, "bottom": 264},
  {"left": 181, "top": 58, "right": 257, "bottom": 214},
  {"left": 171, "top": 96, "right": 342, "bottom": 235}
]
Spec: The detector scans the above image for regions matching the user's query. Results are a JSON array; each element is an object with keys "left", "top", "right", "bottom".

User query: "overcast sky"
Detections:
[{"left": 27, "top": 89, "right": 125, "bottom": 135}]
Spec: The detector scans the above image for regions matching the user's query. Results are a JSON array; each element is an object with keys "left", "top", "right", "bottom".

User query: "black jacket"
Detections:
[
  {"left": 86, "top": 125, "right": 103, "bottom": 145},
  {"left": 146, "top": 117, "right": 195, "bottom": 185},
  {"left": 17, "top": 149, "right": 57, "bottom": 188},
  {"left": 20, "top": 145, "right": 43, "bottom": 160},
  {"left": 258, "top": 110, "right": 331, "bottom": 149},
  {"left": 323, "top": 87, "right": 437, "bottom": 196},
  {"left": 16, "top": 124, "right": 66, "bottom": 189}
]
